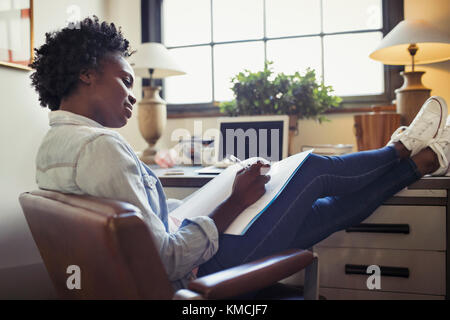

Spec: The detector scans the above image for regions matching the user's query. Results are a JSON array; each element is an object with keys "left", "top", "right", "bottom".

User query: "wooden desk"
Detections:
[
  {"left": 152, "top": 165, "right": 448, "bottom": 194},
  {"left": 150, "top": 166, "right": 222, "bottom": 199},
  {"left": 315, "top": 177, "right": 450, "bottom": 300},
  {"left": 150, "top": 166, "right": 221, "bottom": 188}
]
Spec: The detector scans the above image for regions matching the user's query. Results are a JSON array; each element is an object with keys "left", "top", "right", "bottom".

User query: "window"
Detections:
[{"left": 142, "top": 0, "right": 404, "bottom": 115}]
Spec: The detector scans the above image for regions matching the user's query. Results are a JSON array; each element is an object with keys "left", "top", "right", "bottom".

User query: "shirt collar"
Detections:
[{"left": 49, "top": 110, "right": 105, "bottom": 129}]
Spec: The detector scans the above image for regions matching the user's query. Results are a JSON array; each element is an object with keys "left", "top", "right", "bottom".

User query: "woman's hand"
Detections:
[
  {"left": 229, "top": 161, "right": 271, "bottom": 211},
  {"left": 208, "top": 161, "right": 271, "bottom": 233}
]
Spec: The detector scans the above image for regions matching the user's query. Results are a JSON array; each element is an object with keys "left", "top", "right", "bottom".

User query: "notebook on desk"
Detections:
[{"left": 170, "top": 150, "right": 313, "bottom": 235}]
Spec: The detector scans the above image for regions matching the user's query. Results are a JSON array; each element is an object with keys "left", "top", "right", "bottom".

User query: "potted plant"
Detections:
[{"left": 219, "top": 61, "right": 342, "bottom": 155}]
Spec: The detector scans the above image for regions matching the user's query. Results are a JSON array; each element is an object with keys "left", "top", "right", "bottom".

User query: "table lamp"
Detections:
[
  {"left": 130, "top": 42, "right": 186, "bottom": 164},
  {"left": 369, "top": 19, "right": 450, "bottom": 125}
]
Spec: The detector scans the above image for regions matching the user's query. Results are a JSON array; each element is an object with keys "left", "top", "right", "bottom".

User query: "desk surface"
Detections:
[
  {"left": 151, "top": 165, "right": 450, "bottom": 190},
  {"left": 150, "top": 166, "right": 222, "bottom": 188}
]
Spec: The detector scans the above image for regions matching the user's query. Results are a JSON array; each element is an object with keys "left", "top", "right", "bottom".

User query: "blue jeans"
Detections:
[{"left": 197, "top": 146, "right": 422, "bottom": 276}]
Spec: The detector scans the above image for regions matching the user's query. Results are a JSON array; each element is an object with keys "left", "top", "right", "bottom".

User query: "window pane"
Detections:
[
  {"left": 265, "top": 0, "right": 321, "bottom": 38},
  {"left": 323, "top": 32, "right": 384, "bottom": 96},
  {"left": 323, "top": 0, "right": 382, "bottom": 33},
  {"left": 266, "top": 37, "right": 322, "bottom": 78},
  {"left": 214, "top": 42, "right": 265, "bottom": 101},
  {"left": 213, "top": 0, "right": 264, "bottom": 42},
  {"left": 162, "top": 0, "right": 211, "bottom": 47},
  {"left": 165, "top": 46, "right": 212, "bottom": 104}
]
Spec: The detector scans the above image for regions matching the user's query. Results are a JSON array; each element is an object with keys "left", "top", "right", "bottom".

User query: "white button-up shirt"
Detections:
[{"left": 35, "top": 110, "right": 219, "bottom": 290}]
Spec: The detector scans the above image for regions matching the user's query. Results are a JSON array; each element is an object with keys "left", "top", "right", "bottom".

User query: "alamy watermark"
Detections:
[
  {"left": 64, "top": 263, "right": 380, "bottom": 292},
  {"left": 66, "top": 265, "right": 81, "bottom": 290},
  {"left": 171, "top": 120, "right": 281, "bottom": 165},
  {"left": 366, "top": 265, "right": 381, "bottom": 290},
  {"left": 66, "top": 5, "right": 81, "bottom": 29}
]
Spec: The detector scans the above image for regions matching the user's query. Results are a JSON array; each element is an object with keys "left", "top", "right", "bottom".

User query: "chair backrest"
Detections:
[{"left": 19, "top": 190, "right": 174, "bottom": 300}]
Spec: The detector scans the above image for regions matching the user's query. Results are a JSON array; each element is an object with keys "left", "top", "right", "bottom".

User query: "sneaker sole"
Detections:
[
  {"left": 428, "top": 96, "right": 449, "bottom": 176},
  {"left": 429, "top": 96, "right": 448, "bottom": 139}
]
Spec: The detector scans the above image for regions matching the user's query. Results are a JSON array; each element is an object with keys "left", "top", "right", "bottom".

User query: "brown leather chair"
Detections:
[{"left": 19, "top": 190, "right": 319, "bottom": 300}]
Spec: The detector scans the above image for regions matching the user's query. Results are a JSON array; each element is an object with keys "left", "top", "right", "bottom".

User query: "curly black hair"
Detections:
[{"left": 30, "top": 16, "right": 133, "bottom": 110}]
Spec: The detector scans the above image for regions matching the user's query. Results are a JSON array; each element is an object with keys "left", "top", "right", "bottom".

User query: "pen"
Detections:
[
  {"left": 228, "top": 155, "right": 247, "bottom": 168},
  {"left": 229, "top": 155, "right": 271, "bottom": 175}
]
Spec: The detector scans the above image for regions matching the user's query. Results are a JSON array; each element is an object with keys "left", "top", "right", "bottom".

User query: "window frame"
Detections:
[{"left": 142, "top": 0, "right": 404, "bottom": 117}]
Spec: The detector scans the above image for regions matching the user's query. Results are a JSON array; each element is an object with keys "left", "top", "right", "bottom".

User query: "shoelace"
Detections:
[{"left": 390, "top": 126, "right": 408, "bottom": 140}]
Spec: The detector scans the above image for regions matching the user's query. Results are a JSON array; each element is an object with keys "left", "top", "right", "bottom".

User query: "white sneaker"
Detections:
[
  {"left": 387, "top": 96, "right": 448, "bottom": 156},
  {"left": 430, "top": 117, "right": 450, "bottom": 176}
]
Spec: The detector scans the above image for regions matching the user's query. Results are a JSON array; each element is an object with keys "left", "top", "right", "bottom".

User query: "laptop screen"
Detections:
[{"left": 218, "top": 120, "right": 286, "bottom": 162}]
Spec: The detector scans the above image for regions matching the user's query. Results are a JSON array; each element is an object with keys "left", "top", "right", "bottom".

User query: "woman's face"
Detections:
[{"left": 87, "top": 53, "right": 137, "bottom": 128}]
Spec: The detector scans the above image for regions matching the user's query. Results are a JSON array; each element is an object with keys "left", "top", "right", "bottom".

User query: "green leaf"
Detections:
[{"left": 220, "top": 60, "right": 342, "bottom": 122}]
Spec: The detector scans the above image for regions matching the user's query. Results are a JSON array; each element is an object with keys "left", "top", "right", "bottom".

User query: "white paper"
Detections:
[{"left": 170, "top": 150, "right": 313, "bottom": 235}]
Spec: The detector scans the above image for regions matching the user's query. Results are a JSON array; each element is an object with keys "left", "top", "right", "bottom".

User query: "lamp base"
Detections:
[
  {"left": 395, "top": 71, "right": 431, "bottom": 125},
  {"left": 138, "top": 86, "right": 167, "bottom": 165},
  {"left": 140, "top": 147, "right": 158, "bottom": 165}
]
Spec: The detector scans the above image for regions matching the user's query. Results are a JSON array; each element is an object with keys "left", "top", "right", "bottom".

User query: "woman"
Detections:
[{"left": 31, "top": 17, "right": 449, "bottom": 290}]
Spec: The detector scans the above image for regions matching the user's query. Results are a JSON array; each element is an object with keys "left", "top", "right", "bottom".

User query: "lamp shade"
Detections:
[
  {"left": 130, "top": 42, "right": 186, "bottom": 79},
  {"left": 369, "top": 19, "right": 450, "bottom": 65}
]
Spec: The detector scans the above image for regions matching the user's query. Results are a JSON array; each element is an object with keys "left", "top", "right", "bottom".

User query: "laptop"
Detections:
[{"left": 197, "top": 115, "right": 289, "bottom": 175}]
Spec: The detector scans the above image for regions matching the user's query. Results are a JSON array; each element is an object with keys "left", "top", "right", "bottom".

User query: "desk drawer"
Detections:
[
  {"left": 319, "top": 287, "right": 444, "bottom": 300},
  {"left": 317, "top": 205, "right": 446, "bottom": 251},
  {"left": 394, "top": 188, "right": 447, "bottom": 197},
  {"left": 315, "top": 247, "right": 446, "bottom": 296}
]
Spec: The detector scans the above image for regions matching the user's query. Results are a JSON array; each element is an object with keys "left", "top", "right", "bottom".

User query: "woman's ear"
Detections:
[{"left": 79, "top": 69, "right": 95, "bottom": 85}]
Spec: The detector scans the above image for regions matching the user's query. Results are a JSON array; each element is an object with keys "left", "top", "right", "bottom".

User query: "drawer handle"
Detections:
[
  {"left": 345, "top": 223, "right": 410, "bottom": 234},
  {"left": 345, "top": 264, "right": 410, "bottom": 278}
]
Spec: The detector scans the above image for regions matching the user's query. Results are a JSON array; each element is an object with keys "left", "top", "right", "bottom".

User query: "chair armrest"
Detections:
[{"left": 187, "top": 249, "right": 314, "bottom": 300}]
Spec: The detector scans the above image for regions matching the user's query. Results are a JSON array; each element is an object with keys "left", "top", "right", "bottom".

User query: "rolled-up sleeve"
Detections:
[
  {"left": 161, "top": 216, "right": 219, "bottom": 279},
  {"left": 74, "top": 134, "right": 219, "bottom": 281}
]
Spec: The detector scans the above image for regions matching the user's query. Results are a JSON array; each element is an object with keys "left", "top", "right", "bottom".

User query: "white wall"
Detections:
[
  {"left": 0, "top": 0, "right": 108, "bottom": 299},
  {"left": 404, "top": 0, "right": 450, "bottom": 105}
]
